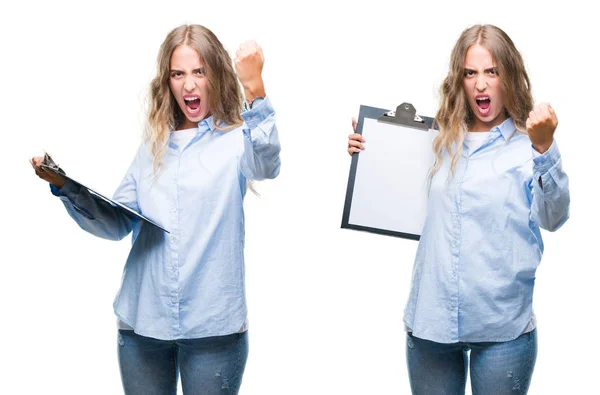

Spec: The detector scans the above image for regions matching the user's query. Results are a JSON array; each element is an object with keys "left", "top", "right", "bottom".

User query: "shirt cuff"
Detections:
[
  {"left": 49, "top": 183, "right": 61, "bottom": 196},
  {"left": 532, "top": 140, "right": 560, "bottom": 175},
  {"left": 243, "top": 96, "right": 264, "bottom": 112},
  {"left": 49, "top": 179, "right": 80, "bottom": 198},
  {"left": 241, "top": 96, "right": 273, "bottom": 130}
]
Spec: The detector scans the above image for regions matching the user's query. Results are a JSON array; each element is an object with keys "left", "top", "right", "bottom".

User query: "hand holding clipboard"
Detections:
[
  {"left": 30, "top": 152, "right": 67, "bottom": 188},
  {"left": 30, "top": 152, "right": 169, "bottom": 233}
]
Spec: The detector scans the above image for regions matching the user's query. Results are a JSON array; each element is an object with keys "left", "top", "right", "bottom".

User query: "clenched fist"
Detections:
[
  {"left": 527, "top": 103, "right": 558, "bottom": 154},
  {"left": 234, "top": 41, "right": 266, "bottom": 102}
]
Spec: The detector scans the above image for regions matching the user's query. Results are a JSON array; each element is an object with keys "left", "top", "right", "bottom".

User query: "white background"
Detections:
[{"left": 2, "top": 0, "right": 598, "bottom": 394}]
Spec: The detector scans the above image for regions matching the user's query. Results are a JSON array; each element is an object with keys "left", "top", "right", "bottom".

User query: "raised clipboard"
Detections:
[
  {"left": 341, "top": 103, "right": 438, "bottom": 240},
  {"left": 41, "top": 154, "right": 169, "bottom": 234}
]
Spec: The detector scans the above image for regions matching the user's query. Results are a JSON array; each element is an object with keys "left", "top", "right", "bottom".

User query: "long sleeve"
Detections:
[
  {"left": 239, "top": 96, "right": 281, "bottom": 180},
  {"left": 50, "top": 148, "right": 141, "bottom": 241},
  {"left": 529, "top": 140, "right": 570, "bottom": 231}
]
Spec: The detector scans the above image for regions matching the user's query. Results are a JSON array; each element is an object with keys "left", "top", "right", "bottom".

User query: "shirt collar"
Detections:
[
  {"left": 168, "top": 115, "right": 215, "bottom": 151},
  {"left": 491, "top": 117, "right": 517, "bottom": 141},
  {"left": 198, "top": 115, "right": 216, "bottom": 133}
]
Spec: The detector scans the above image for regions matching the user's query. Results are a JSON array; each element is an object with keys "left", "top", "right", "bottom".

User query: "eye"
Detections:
[
  {"left": 487, "top": 68, "right": 498, "bottom": 76},
  {"left": 194, "top": 68, "right": 205, "bottom": 76},
  {"left": 464, "top": 70, "right": 475, "bottom": 77},
  {"left": 170, "top": 71, "right": 183, "bottom": 78}
]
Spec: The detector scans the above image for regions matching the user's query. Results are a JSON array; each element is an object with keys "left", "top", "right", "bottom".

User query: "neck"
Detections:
[
  {"left": 177, "top": 119, "right": 197, "bottom": 131},
  {"left": 469, "top": 115, "right": 507, "bottom": 132}
]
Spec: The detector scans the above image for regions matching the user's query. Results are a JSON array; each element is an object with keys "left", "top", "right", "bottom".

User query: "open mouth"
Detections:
[
  {"left": 184, "top": 96, "right": 201, "bottom": 114},
  {"left": 475, "top": 95, "right": 491, "bottom": 115}
]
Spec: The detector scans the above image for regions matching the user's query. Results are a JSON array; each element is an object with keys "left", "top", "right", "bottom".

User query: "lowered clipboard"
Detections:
[
  {"left": 341, "top": 103, "right": 438, "bottom": 240},
  {"left": 40, "top": 153, "right": 169, "bottom": 233}
]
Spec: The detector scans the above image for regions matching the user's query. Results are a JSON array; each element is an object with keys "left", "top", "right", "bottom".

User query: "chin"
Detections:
[{"left": 181, "top": 110, "right": 207, "bottom": 124}]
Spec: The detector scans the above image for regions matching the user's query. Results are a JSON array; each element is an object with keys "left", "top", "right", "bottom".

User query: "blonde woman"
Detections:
[
  {"left": 347, "top": 25, "right": 569, "bottom": 394},
  {"left": 31, "top": 24, "right": 280, "bottom": 394}
]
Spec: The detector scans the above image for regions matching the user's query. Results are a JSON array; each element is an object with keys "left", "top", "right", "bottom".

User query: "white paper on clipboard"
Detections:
[{"left": 348, "top": 118, "right": 436, "bottom": 236}]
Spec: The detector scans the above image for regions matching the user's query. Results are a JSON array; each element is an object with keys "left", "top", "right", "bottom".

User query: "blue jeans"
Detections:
[
  {"left": 117, "top": 330, "right": 248, "bottom": 395},
  {"left": 406, "top": 329, "right": 537, "bottom": 395}
]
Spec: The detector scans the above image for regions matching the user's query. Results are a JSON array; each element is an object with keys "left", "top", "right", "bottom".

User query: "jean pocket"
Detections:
[{"left": 406, "top": 332, "right": 415, "bottom": 349}]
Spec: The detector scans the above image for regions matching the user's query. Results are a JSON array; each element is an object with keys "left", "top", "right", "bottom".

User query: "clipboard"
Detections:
[
  {"left": 41, "top": 155, "right": 170, "bottom": 234},
  {"left": 341, "top": 103, "right": 438, "bottom": 240}
]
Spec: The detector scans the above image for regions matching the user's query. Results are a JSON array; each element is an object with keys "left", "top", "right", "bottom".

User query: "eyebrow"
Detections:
[
  {"left": 463, "top": 67, "right": 498, "bottom": 72},
  {"left": 169, "top": 67, "right": 205, "bottom": 73},
  {"left": 464, "top": 66, "right": 498, "bottom": 71}
]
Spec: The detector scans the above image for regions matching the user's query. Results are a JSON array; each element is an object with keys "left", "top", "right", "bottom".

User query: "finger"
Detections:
[
  {"left": 528, "top": 110, "right": 538, "bottom": 125},
  {"left": 532, "top": 104, "right": 549, "bottom": 122},
  {"left": 539, "top": 103, "right": 553, "bottom": 119},
  {"left": 351, "top": 117, "right": 357, "bottom": 132},
  {"left": 239, "top": 41, "right": 254, "bottom": 55},
  {"left": 536, "top": 104, "right": 551, "bottom": 121},
  {"left": 348, "top": 147, "right": 361, "bottom": 155},
  {"left": 348, "top": 140, "right": 364, "bottom": 149},
  {"left": 532, "top": 106, "right": 540, "bottom": 118},
  {"left": 348, "top": 133, "right": 365, "bottom": 142},
  {"left": 245, "top": 40, "right": 256, "bottom": 50},
  {"left": 547, "top": 105, "right": 558, "bottom": 125},
  {"left": 33, "top": 156, "right": 44, "bottom": 166}
]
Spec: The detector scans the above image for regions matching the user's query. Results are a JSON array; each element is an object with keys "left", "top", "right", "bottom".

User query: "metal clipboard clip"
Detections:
[{"left": 377, "top": 102, "right": 428, "bottom": 130}]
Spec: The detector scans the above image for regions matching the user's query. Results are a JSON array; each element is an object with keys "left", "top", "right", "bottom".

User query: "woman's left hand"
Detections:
[
  {"left": 234, "top": 41, "right": 266, "bottom": 102},
  {"left": 526, "top": 103, "right": 558, "bottom": 154}
]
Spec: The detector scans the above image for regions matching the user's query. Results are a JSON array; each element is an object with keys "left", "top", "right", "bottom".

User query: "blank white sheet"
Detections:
[{"left": 348, "top": 118, "right": 437, "bottom": 237}]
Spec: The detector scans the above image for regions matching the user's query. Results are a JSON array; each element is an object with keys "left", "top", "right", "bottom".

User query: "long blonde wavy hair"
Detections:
[
  {"left": 145, "top": 24, "right": 243, "bottom": 174},
  {"left": 431, "top": 24, "right": 534, "bottom": 178}
]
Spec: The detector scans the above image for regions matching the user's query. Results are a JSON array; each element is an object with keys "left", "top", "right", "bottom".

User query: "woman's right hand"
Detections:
[
  {"left": 30, "top": 155, "right": 66, "bottom": 189},
  {"left": 347, "top": 117, "right": 365, "bottom": 156},
  {"left": 235, "top": 41, "right": 266, "bottom": 103}
]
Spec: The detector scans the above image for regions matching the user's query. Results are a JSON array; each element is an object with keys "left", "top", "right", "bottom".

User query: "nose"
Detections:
[
  {"left": 184, "top": 76, "right": 195, "bottom": 92},
  {"left": 475, "top": 75, "right": 487, "bottom": 91}
]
